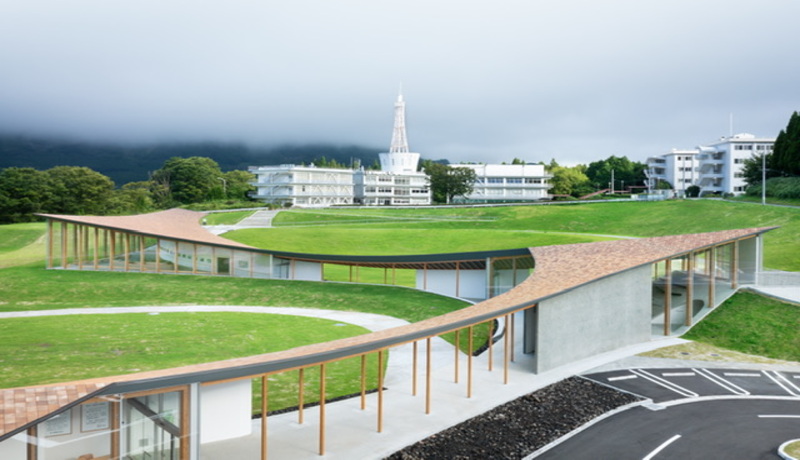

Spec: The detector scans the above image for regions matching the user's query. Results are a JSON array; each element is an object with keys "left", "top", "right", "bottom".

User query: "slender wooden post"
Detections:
[
  {"left": 155, "top": 238, "right": 160, "bottom": 273},
  {"left": 377, "top": 350, "right": 384, "bottom": 433},
  {"left": 261, "top": 375, "right": 268, "bottom": 460},
  {"left": 467, "top": 326, "right": 474, "bottom": 398},
  {"left": 454, "top": 329, "right": 460, "bottom": 383},
  {"left": 124, "top": 233, "right": 131, "bottom": 271},
  {"left": 504, "top": 315, "right": 510, "bottom": 384},
  {"left": 27, "top": 426, "right": 37, "bottom": 460},
  {"left": 423, "top": 263, "right": 428, "bottom": 290},
  {"left": 139, "top": 236, "right": 146, "bottom": 272},
  {"left": 455, "top": 261, "right": 461, "bottom": 297},
  {"left": 412, "top": 341, "right": 418, "bottom": 396},
  {"left": 685, "top": 253, "right": 694, "bottom": 327},
  {"left": 731, "top": 241, "right": 739, "bottom": 289},
  {"left": 360, "top": 354, "right": 367, "bottom": 410},
  {"left": 510, "top": 313, "right": 516, "bottom": 362},
  {"left": 319, "top": 363, "right": 326, "bottom": 455},
  {"left": 60, "top": 222, "right": 67, "bottom": 268},
  {"left": 93, "top": 227, "right": 99, "bottom": 270},
  {"left": 664, "top": 259, "right": 672, "bottom": 336},
  {"left": 76, "top": 225, "right": 83, "bottom": 270},
  {"left": 46, "top": 220, "right": 53, "bottom": 268},
  {"left": 72, "top": 223, "right": 78, "bottom": 267},
  {"left": 111, "top": 398, "right": 120, "bottom": 459},
  {"left": 425, "top": 337, "right": 432, "bottom": 414},
  {"left": 174, "top": 240, "right": 180, "bottom": 273},
  {"left": 192, "top": 243, "right": 198, "bottom": 274},
  {"left": 488, "top": 321, "right": 494, "bottom": 371},
  {"left": 298, "top": 368, "right": 304, "bottom": 424},
  {"left": 708, "top": 247, "right": 716, "bottom": 308},
  {"left": 109, "top": 230, "right": 116, "bottom": 271}
]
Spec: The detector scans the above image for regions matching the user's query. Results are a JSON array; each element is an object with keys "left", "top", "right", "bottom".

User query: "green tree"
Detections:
[
  {"left": 45, "top": 166, "right": 115, "bottom": 214},
  {"left": 423, "top": 163, "right": 477, "bottom": 204},
  {"left": 548, "top": 165, "right": 591, "bottom": 197},
  {"left": 771, "top": 111, "right": 800, "bottom": 177},
  {"left": 585, "top": 156, "right": 646, "bottom": 191},
  {"left": 511, "top": 158, "right": 525, "bottom": 165},
  {"left": 110, "top": 181, "right": 156, "bottom": 214},
  {"left": 151, "top": 157, "right": 224, "bottom": 204},
  {"left": 223, "top": 170, "right": 256, "bottom": 200},
  {"left": 0, "top": 167, "right": 50, "bottom": 223}
]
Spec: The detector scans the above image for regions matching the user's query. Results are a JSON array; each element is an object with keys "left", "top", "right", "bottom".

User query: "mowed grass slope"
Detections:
[{"left": 237, "top": 200, "right": 800, "bottom": 270}]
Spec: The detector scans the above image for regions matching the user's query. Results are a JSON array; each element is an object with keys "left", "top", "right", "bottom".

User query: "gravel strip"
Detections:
[{"left": 386, "top": 377, "right": 640, "bottom": 460}]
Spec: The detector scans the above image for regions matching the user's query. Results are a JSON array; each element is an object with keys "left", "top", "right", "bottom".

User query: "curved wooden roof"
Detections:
[{"left": 1, "top": 212, "right": 776, "bottom": 440}]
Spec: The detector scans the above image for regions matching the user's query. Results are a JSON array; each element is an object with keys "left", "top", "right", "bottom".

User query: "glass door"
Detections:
[{"left": 122, "top": 389, "right": 184, "bottom": 460}]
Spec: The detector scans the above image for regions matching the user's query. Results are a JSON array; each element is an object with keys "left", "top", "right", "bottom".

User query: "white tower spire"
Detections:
[
  {"left": 379, "top": 89, "right": 421, "bottom": 173},
  {"left": 389, "top": 90, "right": 410, "bottom": 153}
]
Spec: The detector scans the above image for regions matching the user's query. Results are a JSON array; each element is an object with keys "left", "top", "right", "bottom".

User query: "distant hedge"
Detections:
[{"left": 746, "top": 177, "right": 800, "bottom": 199}]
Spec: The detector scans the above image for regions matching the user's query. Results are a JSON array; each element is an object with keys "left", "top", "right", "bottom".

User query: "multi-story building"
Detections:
[
  {"left": 645, "top": 149, "right": 700, "bottom": 196},
  {"left": 248, "top": 165, "right": 355, "bottom": 206},
  {"left": 645, "top": 133, "right": 774, "bottom": 197},
  {"left": 249, "top": 92, "right": 431, "bottom": 207},
  {"left": 454, "top": 164, "right": 550, "bottom": 203},
  {"left": 696, "top": 133, "right": 774, "bottom": 196}
]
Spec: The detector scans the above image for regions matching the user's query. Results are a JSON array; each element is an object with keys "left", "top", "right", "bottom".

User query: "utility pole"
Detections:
[
  {"left": 762, "top": 151, "right": 766, "bottom": 206},
  {"left": 610, "top": 169, "right": 615, "bottom": 194}
]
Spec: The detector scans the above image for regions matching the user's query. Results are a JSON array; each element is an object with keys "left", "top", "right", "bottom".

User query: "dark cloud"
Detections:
[{"left": 0, "top": 0, "right": 797, "bottom": 165}]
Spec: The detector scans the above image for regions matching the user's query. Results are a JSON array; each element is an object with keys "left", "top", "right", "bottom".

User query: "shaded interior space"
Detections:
[{"left": 650, "top": 237, "right": 758, "bottom": 336}]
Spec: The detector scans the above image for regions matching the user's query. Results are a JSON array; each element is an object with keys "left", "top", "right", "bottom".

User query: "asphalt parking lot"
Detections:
[{"left": 532, "top": 368, "right": 800, "bottom": 459}]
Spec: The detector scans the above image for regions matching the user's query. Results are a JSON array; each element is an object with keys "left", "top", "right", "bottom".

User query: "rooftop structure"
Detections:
[{"left": 0, "top": 208, "right": 774, "bottom": 459}]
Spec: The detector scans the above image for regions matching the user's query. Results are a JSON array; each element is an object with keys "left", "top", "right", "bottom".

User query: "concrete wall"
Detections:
[
  {"left": 200, "top": 379, "right": 253, "bottom": 443},
  {"left": 416, "top": 269, "right": 486, "bottom": 300},
  {"left": 534, "top": 265, "right": 652, "bottom": 373}
]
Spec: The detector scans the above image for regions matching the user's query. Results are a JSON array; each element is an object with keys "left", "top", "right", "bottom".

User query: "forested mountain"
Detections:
[{"left": 0, "top": 135, "right": 381, "bottom": 186}]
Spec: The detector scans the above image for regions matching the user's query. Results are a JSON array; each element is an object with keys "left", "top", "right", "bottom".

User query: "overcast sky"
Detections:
[{"left": 1, "top": 1, "right": 798, "bottom": 165}]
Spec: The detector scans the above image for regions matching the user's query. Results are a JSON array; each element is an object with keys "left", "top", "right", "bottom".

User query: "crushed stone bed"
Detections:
[{"left": 386, "top": 376, "right": 640, "bottom": 460}]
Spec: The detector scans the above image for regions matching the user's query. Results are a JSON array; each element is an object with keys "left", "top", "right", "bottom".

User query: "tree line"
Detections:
[
  {"left": 0, "top": 157, "right": 256, "bottom": 224},
  {"left": 742, "top": 111, "right": 800, "bottom": 200}
]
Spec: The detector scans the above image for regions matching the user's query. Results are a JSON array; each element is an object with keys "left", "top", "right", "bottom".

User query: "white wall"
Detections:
[
  {"left": 200, "top": 379, "right": 253, "bottom": 443},
  {"left": 416, "top": 269, "right": 487, "bottom": 299}
]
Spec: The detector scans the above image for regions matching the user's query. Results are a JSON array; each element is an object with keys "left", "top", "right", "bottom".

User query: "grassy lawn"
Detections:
[
  {"left": 0, "top": 312, "right": 376, "bottom": 412},
  {"left": 0, "top": 222, "right": 47, "bottom": 269},
  {"left": 683, "top": 291, "right": 800, "bottom": 362},
  {"left": 258, "top": 200, "right": 800, "bottom": 270}
]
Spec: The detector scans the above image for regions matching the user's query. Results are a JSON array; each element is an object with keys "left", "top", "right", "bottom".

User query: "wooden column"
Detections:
[
  {"left": 685, "top": 253, "right": 694, "bottom": 327},
  {"left": 93, "top": 227, "right": 99, "bottom": 270},
  {"left": 412, "top": 341, "right": 418, "bottom": 396},
  {"left": 510, "top": 313, "right": 516, "bottom": 362},
  {"left": 425, "top": 338, "right": 432, "bottom": 414},
  {"left": 155, "top": 239, "right": 161, "bottom": 273},
  {"left": 192, "top": 243, "right": 198, "bottom": 274},
  {"left": 298, "top": 368, "right": 305, "bottom": 424},
  {"left": 26, "top": 426, "right": 37, "bottom": 460},
  {"left": 377, "top": 350, "right": 385, "bottom": 433},
  {"left": 360, "top": 355, "right": 367, "bottom": 410},
  {"left": 503, "top": 315, "right": 510, "bottom": 384},
  {"left": 72, "top": 223, "right": 78, "bottom": 267},
  {"left": 319, "top": 363, "right": 326, "bottom": 456},
  {"left": 174, "top": 240, "right": 180, "bottom": 273},
  {"left": 109, "top": 230, "right": 116, "bottom": 271},
  {"left": 124, "top": 234, "right": 131, "bottom": 271},
  {"left": 111, "top": 398, "right": 120, "bottom": 459},
  {"left": 261, "top": 375, "right": 268, "bottom": 460},
  {"left": 423, "top": 263, "right": 428, "bottom": 290},
  {"left": 454, "top": 329, "right": 460, "bottom": 383},
  {"left": 708, "top": 247, "right": 716, "bottom": 308},
  {"left": 60, "top": 222, "right": 67, "bottom": 268},
  {"left": 467, "top": 326, "right": 474, "bottom": 398},
  {"left": 487, "top": 321, "right": 494, "bottom": 371},
  {"left": 76, "top": 225, "right": 83, "bottom": 270},
  {"left": 455, "top": 261, "right": 461, "bottom": 298},
  {"left": 731, "top": 241, "right": 739, "bottom": 289},
  {"left": 46, "top": 220, "right": 53, "bottom": 269},
  {"left": 663, "top": 259, "right": 672, "bottom": 336},
  {"left": 139, "top": 236, "right": 146, "bottom": 272}
]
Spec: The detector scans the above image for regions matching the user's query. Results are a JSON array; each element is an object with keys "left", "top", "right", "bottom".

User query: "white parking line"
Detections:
[
  {"left": 763, "top": 370, "right": 800, "bottom": 396},
  {"left": 662, "top": 372, "right": 695, "bottom": 377},
  {"left": 631, "top": 369, "right": 698, "bottom": 398},
  {"left": 608, "top": 375, "right": 638, "bottom": 382},
  {"left": 758, "top": 415, "right": 800, "bottom": 419},
  {"left": 642, "top": 434, "right": 681, "bottom": 460},
  {"left": 723, "top": 372, "right": 761, "bottom": 377},
  {"left": 694, "top": 368, "right": 749, "bottom": 396}
]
